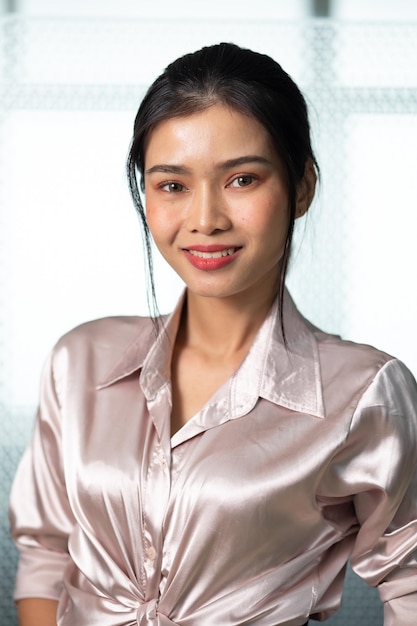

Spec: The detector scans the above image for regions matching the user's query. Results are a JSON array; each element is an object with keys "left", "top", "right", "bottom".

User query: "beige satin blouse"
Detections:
[{"left": 9, "top": 291, "right": 417, "bottom": 625}]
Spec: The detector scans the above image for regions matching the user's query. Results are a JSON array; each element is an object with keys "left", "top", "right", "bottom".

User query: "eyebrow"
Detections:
[
  {"left": 218, "top": 155, "right": 273, "bottom": 170},
  {"left": 144, "top": 155, "right": 273, "bottom": 176},
  {"left": 145, "top": 164, "right": 191, "bottom": 176}
]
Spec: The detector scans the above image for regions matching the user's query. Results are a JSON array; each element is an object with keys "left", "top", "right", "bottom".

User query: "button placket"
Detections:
[{"left": 142, "top": 439, "right": 171, "bottom": 596}]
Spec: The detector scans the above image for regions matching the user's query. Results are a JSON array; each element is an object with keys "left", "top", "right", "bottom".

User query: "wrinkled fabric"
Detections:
[{"left": 9, "top": 290, "right": 417, "bottom": 625}]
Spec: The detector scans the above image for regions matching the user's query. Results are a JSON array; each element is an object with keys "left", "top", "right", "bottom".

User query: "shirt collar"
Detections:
[
  {"left": 231, "top": 291, "right": 325, "bottom": 419},
  {"left": 98, "top": 289, "right": 325, "bottom": 420},
  {"left": 97, "top": 294, "right": 184, "bottom": 392}
]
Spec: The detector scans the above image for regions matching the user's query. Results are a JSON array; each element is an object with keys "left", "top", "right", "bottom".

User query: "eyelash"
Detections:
[
  {"left": 158, "top": 181, "right": 186, "bottom": 193},
  {"left": 228, "top": 174, "right": 258, "bottom": 188},
  {"left": 157, "top": 174, "right": 258, "bottom": 193}
]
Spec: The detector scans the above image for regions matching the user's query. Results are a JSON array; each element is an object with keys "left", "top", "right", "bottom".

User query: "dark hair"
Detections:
[{"left": 127, "top": 42, "right": 318, "bottom": 337}]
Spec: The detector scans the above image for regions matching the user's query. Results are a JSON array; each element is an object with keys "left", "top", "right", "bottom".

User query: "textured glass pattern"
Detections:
[{"left": 1, "top": 15, "right": 416, "bottom": 626}]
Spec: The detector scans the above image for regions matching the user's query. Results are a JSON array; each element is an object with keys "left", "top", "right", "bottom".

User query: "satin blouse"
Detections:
[{"left": 9, "top": 291, "right": 417, "bottom": 626}]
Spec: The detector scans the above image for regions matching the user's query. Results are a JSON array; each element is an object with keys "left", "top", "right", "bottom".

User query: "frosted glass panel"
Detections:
[
  {"left": 344, "top": 114, "right": 417, "bottom": 366},
  {"left": 335, "top": 24, "right": 417, "bottom": 87},
  {"left": 2, "top": 111, "right": 157, "bottom": 408},
  {"left": 4, "top": 18, "right": 305, "bottom": 86}
]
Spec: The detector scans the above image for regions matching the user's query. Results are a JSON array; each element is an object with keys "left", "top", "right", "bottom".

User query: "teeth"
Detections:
[{"left": 189, "top": 247, "right": 237, "bottom": 259}]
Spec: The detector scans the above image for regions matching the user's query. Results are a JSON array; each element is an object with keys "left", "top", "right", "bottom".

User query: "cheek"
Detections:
[
  {"left": 242, "top": 200, "right": 289, "bottom": 240},
  {"left": 144, "top": 204, "right": 157, "bottom": 235},
  {"left": 145, "top": 199, "right": 171, "bottom": 244}
]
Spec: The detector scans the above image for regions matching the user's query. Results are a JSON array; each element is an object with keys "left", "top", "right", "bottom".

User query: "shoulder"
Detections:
[
  {"left": 315, "top": 326, "right": 393, "bottom": 375},
  {"left": 312, "top": 325, "right": 417, "bottom": 414},
  {"left": 49, "top": 315, "right": 159, "bottom": 388},
  {"left": 285, "top": 294, "right": 396, "bottom": 396},
  {"left": 55, "top": 315, "right": 155, "bottom": 353},
  {"left": 58, "top": 315, "right": 154, "bottom": 348}
]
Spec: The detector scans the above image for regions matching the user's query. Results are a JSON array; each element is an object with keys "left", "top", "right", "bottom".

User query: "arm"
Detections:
[
  {"left": 9, "top": 349, "right": 75, "bottom": 608},
  {"left": 343, "top": 360, "right": 417, "bottom": 624},
  {"left": 17, "top": 598, "right": 58, "bottom": 626}
]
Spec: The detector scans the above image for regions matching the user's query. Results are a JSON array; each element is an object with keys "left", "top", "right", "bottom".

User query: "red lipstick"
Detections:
[{"left": 183, "top": 245, "right": 242, "bottom": 271}]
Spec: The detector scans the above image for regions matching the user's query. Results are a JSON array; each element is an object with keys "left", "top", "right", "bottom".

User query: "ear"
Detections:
[{"left": 295, "top": 159, "right": 317, "bottom": 218}]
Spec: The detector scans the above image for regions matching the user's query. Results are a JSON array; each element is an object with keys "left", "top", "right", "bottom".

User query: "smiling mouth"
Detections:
[{"left": 187, "top": 247, "right": 239, "bottom": 259}]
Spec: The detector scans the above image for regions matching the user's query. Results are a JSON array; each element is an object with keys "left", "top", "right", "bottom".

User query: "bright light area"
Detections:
[
  {"left": 345, "top": 114, "right": 417, "bottom": 369},
  {"left": 15, "top": 0, "right": 309, "bottom": 19},
  {"left": 2, "top": 110, "right": 183, "bottom": 406},
  {"left": 333, "top": 0, "right": 417, "bottom": 21}
]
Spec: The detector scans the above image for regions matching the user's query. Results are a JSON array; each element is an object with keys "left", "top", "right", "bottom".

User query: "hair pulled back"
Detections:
[{"left": 127, "top": 42, "right": 318, "bottom": 334}]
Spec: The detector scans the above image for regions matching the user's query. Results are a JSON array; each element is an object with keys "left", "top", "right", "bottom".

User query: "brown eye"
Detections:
[
  {"left": 230, "top": 175, "right": 256, "bottom": 188},
  {"left": 161, "top": 181, "right": 185, "bottom": 192}
]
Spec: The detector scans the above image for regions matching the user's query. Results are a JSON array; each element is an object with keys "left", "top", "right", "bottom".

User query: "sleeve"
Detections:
[
  {"left": 340, "top": 359, "right": 417, "bottom": 625},
  {"left": 9, "top": 348, "right": 75, "bottom": 601}
]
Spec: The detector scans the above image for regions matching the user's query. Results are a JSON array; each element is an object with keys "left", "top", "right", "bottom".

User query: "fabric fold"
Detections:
[{"left": 9, "top": 290, "right": 417, "bottom": 625}]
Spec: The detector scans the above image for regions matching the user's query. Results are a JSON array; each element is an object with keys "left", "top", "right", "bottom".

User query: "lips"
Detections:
[
  {"left": 188, "top": 247, "right": 238, "bottom": 259},
  {"left": 183, "top": 246, "right": 242, "bottom": 270}
]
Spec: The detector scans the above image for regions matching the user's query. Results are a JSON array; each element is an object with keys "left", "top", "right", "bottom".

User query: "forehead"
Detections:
[{"left": 144, "top": 104, "right": 276, "bottom": 166}]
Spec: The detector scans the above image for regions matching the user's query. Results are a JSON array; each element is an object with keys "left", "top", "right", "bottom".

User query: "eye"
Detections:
[
  {"left": 159, "top": 181, "right": 186, "bottom": 193},
  {"left": 229, "top": 175, "right": 257, "bottom": 188}
]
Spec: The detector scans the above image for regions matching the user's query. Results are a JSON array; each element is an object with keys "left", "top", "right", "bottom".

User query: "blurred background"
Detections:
[{"left": 1, "top": 1, "right": 417, "bottom": 624}]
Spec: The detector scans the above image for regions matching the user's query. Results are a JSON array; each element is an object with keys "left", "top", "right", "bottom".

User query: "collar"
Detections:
[
  {"left": 232, "top": 291, "right": 325, "bottom": 419},
  {"left": 97, "top": 294, "right": 184, "bottom": 392},
  {"left": 98, "top": 290, "right": 325, "bottom": 420}
]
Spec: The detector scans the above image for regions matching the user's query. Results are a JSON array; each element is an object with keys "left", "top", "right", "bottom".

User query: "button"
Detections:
[
  {"left": 155, "top": 448, "right": 167, "bottom": 468},
  {"left": 147, "top": 546, "right": 156, "bottom": 560}
]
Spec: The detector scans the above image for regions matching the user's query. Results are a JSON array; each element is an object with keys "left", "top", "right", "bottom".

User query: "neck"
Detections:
[{"left": 180, "top": 287, "right": 279, "bottom": 358}]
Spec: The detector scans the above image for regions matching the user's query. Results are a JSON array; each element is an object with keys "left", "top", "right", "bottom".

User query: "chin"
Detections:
[{"left": 185, "top": 282, "right": 248, "bottom": 301}]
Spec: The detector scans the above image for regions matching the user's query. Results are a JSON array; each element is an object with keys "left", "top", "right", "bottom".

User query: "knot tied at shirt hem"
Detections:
[{"left": 137, "top": 599, "right": 178, "bottom": 625}]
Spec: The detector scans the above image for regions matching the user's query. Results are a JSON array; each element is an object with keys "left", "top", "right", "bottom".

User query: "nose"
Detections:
[{"left": 185, "top": 183, "right": 231, "bottom": 235}]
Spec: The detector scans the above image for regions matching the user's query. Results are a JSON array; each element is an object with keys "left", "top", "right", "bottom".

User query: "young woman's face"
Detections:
[{"left": 144, "top": 103, "right": 291, "bottom": 304}]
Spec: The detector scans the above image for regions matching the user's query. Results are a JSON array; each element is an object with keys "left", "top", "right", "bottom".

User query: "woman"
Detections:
[{"left": 10, "top": 43, "right": 417, "bottom": 626}]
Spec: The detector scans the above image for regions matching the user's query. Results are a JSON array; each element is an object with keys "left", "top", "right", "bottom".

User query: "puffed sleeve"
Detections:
[
  {"left": 9, "top": 348, "right": 75, "bottom": 601},
  {"left": 335, "top": 359, "right": 417, "bottom": 625}
]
